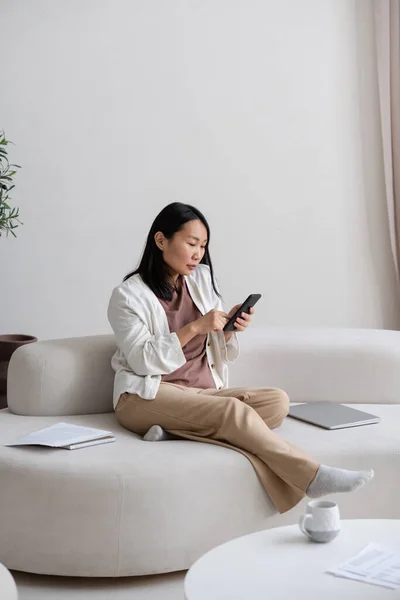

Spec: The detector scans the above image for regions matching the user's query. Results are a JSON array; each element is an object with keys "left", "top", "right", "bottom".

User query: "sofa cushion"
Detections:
[
  {"left": 0, "top": 409, "right": 274, "bottom": 577},
  {"left": 230, "top": 327, "right": 400, "bottom": 404},
  {"left": 7, "top": 335, "right": 116, "bottom": 416},
  {"left": 7, "top": 328, "right": 400, "bottom": 417},
  {"left": 0, "top": 403, "right": 397, "bottom": 576}
]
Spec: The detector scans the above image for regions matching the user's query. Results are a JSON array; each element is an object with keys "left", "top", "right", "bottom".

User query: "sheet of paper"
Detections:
[
  {"left": 328, "top": 543, "right": 400, "bottom": 590},
  {"left": 6, "top": 422, "right": 114, "bottom": 448}
]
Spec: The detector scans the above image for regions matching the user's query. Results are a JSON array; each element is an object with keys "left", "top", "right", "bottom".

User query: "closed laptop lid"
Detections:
[{"left": 288, "top": 401, "right": 380, "bottom": 430}]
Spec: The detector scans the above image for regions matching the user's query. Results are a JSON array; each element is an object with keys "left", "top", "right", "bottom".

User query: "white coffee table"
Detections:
[{"left": 184, "top": 519, "right": 400, "bottom": 599}]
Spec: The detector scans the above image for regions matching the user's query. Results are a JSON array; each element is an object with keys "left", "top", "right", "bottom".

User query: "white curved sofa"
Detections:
[
  {"left": 0, "top": 327, "right": 399, "bottom": 577},
  {"left": 0, "top": 563, "right": 18, "bottom": 599}
]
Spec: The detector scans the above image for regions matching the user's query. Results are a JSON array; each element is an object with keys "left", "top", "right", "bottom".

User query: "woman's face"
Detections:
[{"left": 155, "top": 219, "right": 208, "bottom": 281}]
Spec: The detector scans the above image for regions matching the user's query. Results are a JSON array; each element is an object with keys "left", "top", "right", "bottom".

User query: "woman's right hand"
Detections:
[{"left": 193, "top": 309, "right": 230, "bottom": 335}]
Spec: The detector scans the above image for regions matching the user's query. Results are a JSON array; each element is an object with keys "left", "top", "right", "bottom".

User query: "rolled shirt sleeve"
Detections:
[{"left": 217, "top": 330, "right": 240, "bottom": 363}]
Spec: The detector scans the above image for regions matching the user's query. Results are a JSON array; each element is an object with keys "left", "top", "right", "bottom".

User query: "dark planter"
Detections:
[{"left": 0, "top": 334, "right": 37, "bottom": 409}]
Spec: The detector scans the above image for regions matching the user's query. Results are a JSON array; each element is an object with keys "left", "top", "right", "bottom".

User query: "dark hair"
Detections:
[{"left": 124, "top": 202, "right": 222, "bottom": 301}]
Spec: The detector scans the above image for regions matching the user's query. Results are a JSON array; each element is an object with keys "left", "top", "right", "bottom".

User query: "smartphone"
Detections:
[{"left": 223, "top": 294, "right": 262, "bottom": 332}]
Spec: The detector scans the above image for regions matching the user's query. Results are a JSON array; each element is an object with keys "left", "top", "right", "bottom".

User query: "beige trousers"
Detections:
[{"left": 115, "top": 383, "right": 319, "bottom": 513}]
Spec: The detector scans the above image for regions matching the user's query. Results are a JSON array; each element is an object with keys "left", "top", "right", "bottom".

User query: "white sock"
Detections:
[
  {"left": 307, "top": 465, "right": 374, "bottom": 499},
  {"left": 143, "top": 425, "right": 175, "bottom": 442}
]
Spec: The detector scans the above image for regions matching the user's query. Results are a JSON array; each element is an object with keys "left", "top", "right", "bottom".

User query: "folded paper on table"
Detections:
[{"left": 328, "top": 543, "right": 400, "bottom": 590}]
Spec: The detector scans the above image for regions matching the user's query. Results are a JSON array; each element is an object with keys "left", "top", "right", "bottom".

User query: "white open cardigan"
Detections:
[{"left": 107, "top": 264, "right": 240, "bottom": 408}]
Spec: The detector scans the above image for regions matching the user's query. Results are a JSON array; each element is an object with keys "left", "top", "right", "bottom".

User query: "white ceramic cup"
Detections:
[{"left": 299, "top": 500, "right": 340, "bottom": 543}]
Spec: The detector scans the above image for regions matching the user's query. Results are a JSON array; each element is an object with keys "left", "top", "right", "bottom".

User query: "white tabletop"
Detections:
[{"left": 184, "top": 520, "right": 400, "bottom": 600}]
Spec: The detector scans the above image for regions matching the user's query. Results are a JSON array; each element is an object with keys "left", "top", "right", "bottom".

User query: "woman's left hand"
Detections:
[{"left": 227, "top": 304, "right": 254, "bottom": 333}]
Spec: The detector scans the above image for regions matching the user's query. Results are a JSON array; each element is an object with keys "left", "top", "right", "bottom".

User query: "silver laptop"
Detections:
[{"left": 288, "top": 401, "right": 380, "bottom": 430}]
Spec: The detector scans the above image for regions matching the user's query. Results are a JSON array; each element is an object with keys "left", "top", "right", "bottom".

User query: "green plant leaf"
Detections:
[{"left": 0, "top": 132, "right": 22, "bottom": 238}]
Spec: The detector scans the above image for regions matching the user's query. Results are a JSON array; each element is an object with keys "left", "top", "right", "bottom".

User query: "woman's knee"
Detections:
[
  {"left": 271, "top": 388, "right": 290, "bottom": 427},
  {"left": 115, "top": 395, "right": 150, "bottom": 436},
  {"left": 277, "top": 388, "right": 290, "bottom": 416}
]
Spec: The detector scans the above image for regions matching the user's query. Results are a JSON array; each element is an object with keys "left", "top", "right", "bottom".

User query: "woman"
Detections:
[{"left": 108, "top": 202, "right": 373, "bottom": 514}]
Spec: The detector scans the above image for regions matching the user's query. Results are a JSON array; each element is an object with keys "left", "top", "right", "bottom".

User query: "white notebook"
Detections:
[{"left": 6, "top": 422, "right": 116, "bottom": 451}]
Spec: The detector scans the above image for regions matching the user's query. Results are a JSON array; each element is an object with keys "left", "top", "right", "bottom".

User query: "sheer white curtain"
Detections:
[{"left": 373, "top": 0, "right": 400, "bottom": 283}]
